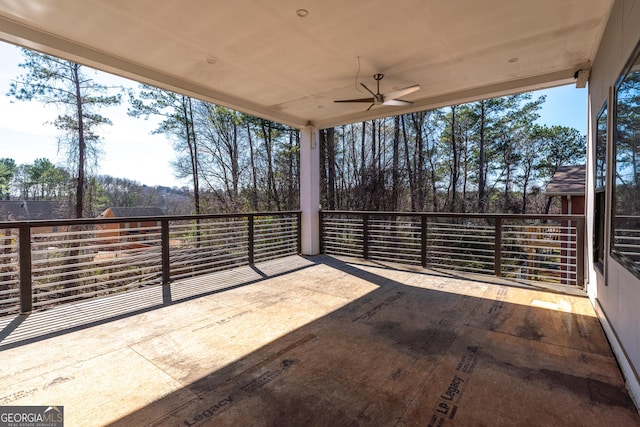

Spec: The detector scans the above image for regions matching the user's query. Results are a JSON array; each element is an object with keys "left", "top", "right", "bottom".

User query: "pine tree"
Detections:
[{"left": 8, "top": 49, "right": 121, "bottom": 217}]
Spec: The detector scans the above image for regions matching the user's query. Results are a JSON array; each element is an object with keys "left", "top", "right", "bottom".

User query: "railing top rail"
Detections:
[
  {"left": 0, "top": 210, "right": 302, "bottom": 229},
  {"left": 320, "top": 210, "right": 585, "bottom": 222}
]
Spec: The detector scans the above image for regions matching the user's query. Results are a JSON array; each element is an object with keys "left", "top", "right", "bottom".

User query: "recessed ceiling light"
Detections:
[
  {"left": 508, "top": 57, "right": 519, "bottom": 63},
  {"left": 296, "top": 9, "right": 309, "bottom": 17},
  {"left": 206, "top": 57, "right": 217, "bottom": 65}
]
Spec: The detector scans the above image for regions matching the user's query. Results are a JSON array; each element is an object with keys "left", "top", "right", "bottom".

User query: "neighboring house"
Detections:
[
  {"left": 545, "top": 165, "right": 586, "bottom": 216},
  {"left": 97, "top": 207, "right": 165, "bottom": 246},
  {"left": 0, "top": 200, "right": 68, "bottom": 234},
  {"left": 544, "top": 165, "right": 586, "bottom": 285}
]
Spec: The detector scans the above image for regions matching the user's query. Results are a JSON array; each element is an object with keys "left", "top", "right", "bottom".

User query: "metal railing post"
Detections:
[
  {"left": 576, "top": 217, "right": 585, "bottom": 287},
  {"left": 494, "top": 217, "right": 502, "bottom": 277},
  {"left": 297, "top": 211, "right": 303, "bottom": 255},
  {"left": 318, "top": 211, "right": 324, "bottom": 254},
  {"left": 248, "top": 215, "right": 255, "bottom": 265},
  {"left": 161, "top": 219, "right": 171, "bottom": 285},
  {"left": 363, "top": 214, "right": 369, "bottom": 260},
  {"left": 19, "top": 225, "right": 32, "bottom": 313},
  {"left": 421, "top": 215, "right": 427, "bottom": 268}
]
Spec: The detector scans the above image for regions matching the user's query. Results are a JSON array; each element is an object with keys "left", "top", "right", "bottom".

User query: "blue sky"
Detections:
[
  {"left": 0, "top": 41, "right": 587, "bottom": 188},
  {"left": 534, "top": 84, "right": 587, "bottom": 133}
]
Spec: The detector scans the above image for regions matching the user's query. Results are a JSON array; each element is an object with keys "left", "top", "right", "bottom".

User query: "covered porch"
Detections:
[
  {"left": 1, "top": 255, "right": 637, "bottom": 426},
  {"left": 2, "top": 0, "right": 640, "bottom": 424}
]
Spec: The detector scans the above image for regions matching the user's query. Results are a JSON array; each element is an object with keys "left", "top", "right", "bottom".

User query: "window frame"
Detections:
[
  {"left": 594, "top": 101, "right": 607, "bottom": 274},
  {"left": 611, "top": 41, "right": 640, "bottom": 278}
]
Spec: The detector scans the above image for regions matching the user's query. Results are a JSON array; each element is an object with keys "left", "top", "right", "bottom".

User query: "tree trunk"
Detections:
[
  {"left": 545, "top": 196, "right": 553, "bottom": 214},
  {"left": 392, "top": 116, "right": 400, "bottom": 211},
  {"left": 247, "top": 122, "right": 259, "bottom": 210},
  {"left": 449, "top": 106, "right": 459, "bottom": 212},
  {"left": 360, "top": 122, "right": 367, "bottom": 208},
  {"left": 401, "top": 116, "right": 417, "bottom": 212},
  {"left": 319, "top": 128, "right": 327, "bottom": 206},
  {"left": 261, "top": 120, "right": 280, "bottom": 210},
  {"left": 326, "top": 127, "right": 336, "bottom": 210},
  {"left": 231, "top": 114, "right": 239, "bottom": 199},
  {"left": 185, "top": 97, "right": 200, "bottom": 215},
  {"left": 462, "top": 131, "right": 469, "bottom": 213},
  {"left": 369, "top": 120, "right": 377, "bottom": 210},
  {"left": 287, "top": 128, "right": 297, "bottom": 209},
  {"left": 504, "top": 165, "right": 512, "bottom": 211},
  {"left": 521, "top": 171, "right": 530, "bottom": 213},
  {"left": 478, "top": 100, "right": 487, "bottom": 212},
  {"left": 412, "top": 113, "right": 426, "bottom": 211},
  {"left": 72, "top": 63, "right": 85, "bottom": 218}
]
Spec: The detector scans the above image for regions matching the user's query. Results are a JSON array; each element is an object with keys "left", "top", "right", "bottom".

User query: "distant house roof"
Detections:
[
  {"left": 544, "top": 165, "right": 586, "bottom": 197},
  {"left": 98, "top": 207, "right": 165, "bottom": 218},
  {"left": 0, "top": 200, "right": 67, "bottom": 221}
]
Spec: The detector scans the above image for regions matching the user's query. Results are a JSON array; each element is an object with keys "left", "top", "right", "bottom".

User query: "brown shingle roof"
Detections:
[
  {"left": 99, "top": 207, "right": 165, "bottom": 218},
  {"left": 544, "top": 165, "right": 586, "bottom": 196},
  {"left": 0, "top": 200, "right": 67, "bottom": 221}
]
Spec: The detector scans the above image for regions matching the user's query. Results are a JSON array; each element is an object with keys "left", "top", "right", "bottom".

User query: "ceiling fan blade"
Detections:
[
  {"left": 383, "top": 84, "right": 421, "bottom": 101},
  {"left": 334, "top": 97, "right": 375, "bottom": 103},
  {"left": 382, "top": 99, "right": 413, "bottom": 106},
  {"left": 360, "top": 83, "right": 377, "bottom": 97},
  {"left": 335, "top": 76, "right": 419, "bottom": 110}
]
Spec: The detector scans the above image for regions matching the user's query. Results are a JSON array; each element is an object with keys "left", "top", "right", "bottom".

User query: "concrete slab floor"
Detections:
[{"left": 0, "top": 255, "right": 638, "bottom": 426}]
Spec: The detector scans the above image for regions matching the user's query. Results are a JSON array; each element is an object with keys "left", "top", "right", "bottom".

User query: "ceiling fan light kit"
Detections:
[{"left": 334, "top": 73, "right": 420, "bottom": 111}]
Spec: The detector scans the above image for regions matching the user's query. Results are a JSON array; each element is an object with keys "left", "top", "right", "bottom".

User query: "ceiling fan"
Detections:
[{"left": 334, "top": 73, "right": 420, "bottom": 111}]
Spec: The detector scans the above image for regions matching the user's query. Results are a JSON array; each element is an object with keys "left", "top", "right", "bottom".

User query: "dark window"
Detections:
[
  {"left": 594, "top": 103, "right": 607, "bottom": 272},
  {"left": 612, "top": 46, "right": 640, "bottom": 276}
]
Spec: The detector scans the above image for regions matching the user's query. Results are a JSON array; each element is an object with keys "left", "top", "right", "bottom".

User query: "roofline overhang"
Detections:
[
  {"left": 543, "top": 192, "right": 585, "bottom": 197},
  {"left": 315, "top": 68, "right": 585, "bottom": 129},
  {"left": 0, "top": 14, "right": 588, "bottom": 130},
  {"left": 0, "top": 15, "right": 306, "bottom": 127}
]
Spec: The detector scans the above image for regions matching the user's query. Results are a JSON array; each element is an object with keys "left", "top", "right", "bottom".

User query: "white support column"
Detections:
[{"left": 299, "top": 125, "right": 320, "bottom": 255}]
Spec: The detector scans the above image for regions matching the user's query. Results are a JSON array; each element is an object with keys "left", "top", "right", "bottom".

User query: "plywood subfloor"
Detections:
[{"left": 0, "top": 255, "right": 638, "bottom": 426}]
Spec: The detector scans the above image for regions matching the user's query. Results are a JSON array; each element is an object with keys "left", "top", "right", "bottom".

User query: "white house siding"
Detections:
[{"left": 588, "top": 0, "right": 640, "bottom": 406}]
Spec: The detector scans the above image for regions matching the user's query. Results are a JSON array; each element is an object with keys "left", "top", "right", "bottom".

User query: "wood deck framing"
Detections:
[{"left": 0, "top": 255, "right": 638, "bottom": 426}]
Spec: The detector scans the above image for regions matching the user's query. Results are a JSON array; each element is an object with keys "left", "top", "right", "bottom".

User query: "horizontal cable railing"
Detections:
[
  {"left": 321, "top": 211, "right": 585, "bottom": 287},
  {"left": 322, "top": 217, "right": 364, "bottom": 258},
  {"left": 254, "top": 215, "right": 300, "bottom": 262},
  {"left": 169, "top": 218, "right": 248, "bottom": 280},
  {"left": 426, "top": 218, "right": 495, "bottom": 275},
  {"left": 612, "top": 216, "right": 640, "bottom": 274},
  {"left": 0, "top": 211, "right": 301, "bottom": 316},
  {"left": 0, "top": 227, "right": 19, "bottom": 316},
  {"left": 30, "top": 223, "right": 163, "bottom": 311}
]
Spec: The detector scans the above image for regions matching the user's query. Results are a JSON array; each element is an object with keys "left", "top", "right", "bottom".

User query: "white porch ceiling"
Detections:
[{"left": 0, "top": 0, "right": 613, "bottom": 129}]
